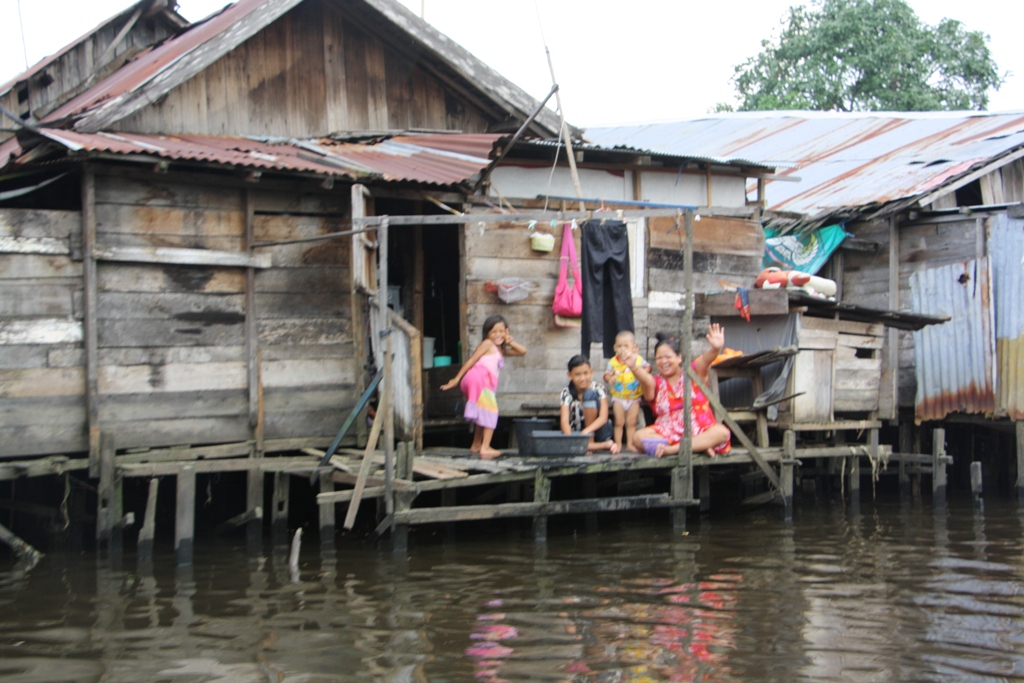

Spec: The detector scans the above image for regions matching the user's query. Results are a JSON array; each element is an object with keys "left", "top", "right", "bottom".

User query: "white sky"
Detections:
[{"left": 1, "top": 0, "right": 1020, "bottom": 129}]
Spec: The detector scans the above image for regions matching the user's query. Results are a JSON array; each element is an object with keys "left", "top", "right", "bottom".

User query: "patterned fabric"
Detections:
[
  {"left": 460, "top": 349, "right": 504, "bottom": 429},
  {"left": 607, "top": 354, "right": 649, "bottom": 401},
  {"left": 649, "top": 363, "right": 730, "bottom": 454},
  {"left": 560, "top": 381, "right": 608, "bottom": 433}
]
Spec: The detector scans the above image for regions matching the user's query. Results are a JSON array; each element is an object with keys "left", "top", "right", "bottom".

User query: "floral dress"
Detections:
[{"left": 649, "top": 363, "right": 730, "bottom": 455}]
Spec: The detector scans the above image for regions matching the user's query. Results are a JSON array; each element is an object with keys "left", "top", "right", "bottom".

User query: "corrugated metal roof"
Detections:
[
  {"left": 588, "top": 112, "right": 1024, "bottom": 222},
  {"left": 989, "top": 214, "right": 1024, "bottom": 421},
  {"left": 11, "top": 130, "right": 498, "bottom": 186},
  {"left": 910, "top": 258, "right": 997, "bottom": 423}
]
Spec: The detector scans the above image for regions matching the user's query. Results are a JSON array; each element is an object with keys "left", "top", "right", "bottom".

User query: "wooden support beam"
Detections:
[
  {"left": 781, "top": 430, "right": 795, "bottom": 518},
  {"left": 244, "top": 190, "right": 263, "bottom": 451},
  {"left": 175, "top": 466, "right": 195, "bottom": 566},
  {"left": 687, "top": 366, "right": 781, "bottom": 491},
  {"left": 137, "top": 477, "right": 159, "bottom": 560},
  {"left": 532, "top": 468, "right": 551, "bottom": 542},
  {"left": 0, "top": 520, "right": 42, "bottom": 566},
  {"left": 82, "top": 170, "right": 100, "bottom": 477},
  {"left": 96, "top": 432, "right": 116, "bottom": 546},
  {"left": 392, "top": 494, "right": 684, "bottom": 525},
  {"left": 246, "top": 469, "right": 262, "bottom": 549},
  {"left": 319, "top": 474, "right": 335, "bottom": 547},
  {"left": 392, "top": 442, "right": 410, "bottom": 552},
  {"left": 93, "top": 245, "right": 271, "bottom": 269},
  {"left": 214, "top": 506, "right": 262, "bottom": 535},
  {"left": 933, "top": 428, "right": 947, "bottom": 507},
  {"left": 698, "top": 468, "right": 711, "bottom": 513},
  {"left": 970, "top": 461, "right": 983, "bottom": 505},
  {"left": 675, "top": 209, "right": 695, "bottom": 533},
  {"left": 344, "top": 391, "right": 387, "bottom": 530}
]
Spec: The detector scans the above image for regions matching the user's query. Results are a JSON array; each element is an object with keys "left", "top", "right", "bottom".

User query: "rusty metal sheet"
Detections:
[
  {"left": 12, "top": 130, "right": 493, "bottom": 187},
  {"left": 910, "top": 258, "right": 997, "bottom": 423},
  {"left": 588, "top": 112, "right": 1024, "bottom": 221},
  {"left": 989, "top": 213, "right": 1024, "bottom": 421}
]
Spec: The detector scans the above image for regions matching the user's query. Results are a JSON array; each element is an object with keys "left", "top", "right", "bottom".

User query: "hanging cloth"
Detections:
[
  {"left": 580, "top": 219, "right": 634, "bottom": 358},
  {"left": 552, "top": 222, "right": 583, "bottom": 327}
]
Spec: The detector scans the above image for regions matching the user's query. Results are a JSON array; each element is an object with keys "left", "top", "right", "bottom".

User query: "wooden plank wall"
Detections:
[
  {"left": 0, "top": 173, "right": 358, "bottom": 459},
  {"left": 646, "top": 215, "right": 765, "bottom": 350},
  {"left": 841, "top": 213, "right": 991, "bottom": 411},
  {"left": 461, "top": 214, "right": 763, "bottom": 417},
  {"left": 252, "top": 191, "right": 357, "bottom": 440},
  {"left": 0, "top": 209, "right": 87, "bottom": 457},
  {"left": 0, "top": 13, "right": 178, "bottom": 137},
  {"left": 112, "top": 0, "right": 494, "bottom": 138}
]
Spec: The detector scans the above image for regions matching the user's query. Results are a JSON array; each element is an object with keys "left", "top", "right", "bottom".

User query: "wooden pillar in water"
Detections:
[
  {"left": 247, "top": 470, "right": 263, "bottom": 550},
  {"left": 96, "top": 432, "right": 117, "bottom": 548},
  {"left": 272, "top": 472, "right": 290, "bottom": 539},
  {"left": 138, "top": 477, "right": 159, "bottom": 561},
  {"left": 698, "top": 467, "right": 711, "bottom": 513},
  {"left": 392, "top": 442, "right": 412, "bottom": 552},
  {"left": 533, "top": 468, "right": 551, "bottom": 542},
  {"left": 898, "top": 419, "right": 913, "bottom": 493},
  {"left": 319, "top": 473, "right": 335, "bottom": 548},
  {"left": 781, "top": 430, "right": 796, "bottom": 520},
  {"left": 932, "top": 427, "right": 947, "bottom": 507},
  {"left": 175, "top": 466, "right": 195, "bottom": 566},
  {"left": 673, "top": 209, "right": 696, "bottom": 532},
  {"left": 970, "top": 461, "right": 983, "bottom": 507}
]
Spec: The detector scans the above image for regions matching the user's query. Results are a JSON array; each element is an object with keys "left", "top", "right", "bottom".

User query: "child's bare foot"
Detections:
[
  {"left": 479, "top": 447, "right": 502, "bottom": 460},
  {"left": 706, "top": 448, "right": 717, "bottom": 457},
  {"left": 626, "top": 445, "right": 640, "bottom": 453}
]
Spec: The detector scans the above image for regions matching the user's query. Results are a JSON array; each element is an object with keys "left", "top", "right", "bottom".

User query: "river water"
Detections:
[{"left": 2, "top": 494, "right": 1024, "bottom": 682}]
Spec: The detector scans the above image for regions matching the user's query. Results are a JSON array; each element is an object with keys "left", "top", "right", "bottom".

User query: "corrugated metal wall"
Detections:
[
  {"left": 989, "top": 214, "right": 1024, "bottom": 421},
  {"left": 910, "top": 258, "right": 996, "bottom": 423}
]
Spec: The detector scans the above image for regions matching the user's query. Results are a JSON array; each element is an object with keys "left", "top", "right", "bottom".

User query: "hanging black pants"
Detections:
[{"left": 581, "top": 219, "right": 634, "bottom": 358}]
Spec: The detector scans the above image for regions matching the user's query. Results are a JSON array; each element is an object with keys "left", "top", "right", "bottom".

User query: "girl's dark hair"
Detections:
[
  {"left": 654, "top": 332, "right": 681, "bottom": 356},
  {"left": 481, "top": 314, "right": 507, "bottom": 341},
  {"left": 567, "top": 354, "right": 590, "bottom": 372}
]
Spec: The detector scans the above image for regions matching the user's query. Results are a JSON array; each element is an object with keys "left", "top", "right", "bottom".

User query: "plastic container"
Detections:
[
  {"left": 513, "top": 417, "right": 557, "bottom": 456},
  {"left": 423, "top": 337, "right": 435, "bottom": 369},
  {"left": 433, "top": 355, "right": 452, "bottom": 368},
  {"left": 530, "top": 232, "right": 555, "bottom": 252},
  {"left": 530, "top": 430, "right": 590, "bottom": 457},
  {"left": 642, "top": 437, "right": 669, "bottom": 456}
]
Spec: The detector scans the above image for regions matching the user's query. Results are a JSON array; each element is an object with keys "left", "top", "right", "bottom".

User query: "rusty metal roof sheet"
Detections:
[
  {"left": 910, "top": 258, "right": 997, "bottom": 423},
  {"left": 11, "top": 130, "right": 497, "bottom": 186},
  {"left": 588, "top": 111, "right": 1024, "bottom": 223},
  {"left": 988, "top": 213, "right": 1024, "bottom": 421}
]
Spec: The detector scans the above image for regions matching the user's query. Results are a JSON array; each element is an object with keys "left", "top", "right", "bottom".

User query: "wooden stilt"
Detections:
[
  {"left": 698, "top": 467, "right": 711, "bottom": 513},
  {"left": 782, "top": 430, "right": 795, "bottom": 520},
  {"left": 584, "top": 474, "right": 599, "bottom": 531},
  {"left": 932, "top": 427, "right": 947, "bottom": 507},
  {"left": 96, "top": 432, "right": 116, "bottom": 547},
  {"left": 246, "top": 469, "right": 263, "bottom": 550},
  {"left": 0, "top": 520, "right": 42, "bottom": 566},
  {"left": 533, "top": 469, "right": 551, "bottom": 542},
  {"left": 899, "top": 420, "right": 912, "bottom": 492},
  {"left": 137, "top": 475, "right": 158, "bottom": 561},
  {"left": 392, "top": 443, "right": 410, "bottom": 552},
  {"left": 319, "top": 473, "right": 335, "bottom": 548},
  {"left": 970, "top": 461, "right": 983, "bottom": 507},
  {"left": 175, "top": 466, "right": 195, "bottom": 566},
  {"left": 272, "top": 472, "right": 290, "bottom": 539}
]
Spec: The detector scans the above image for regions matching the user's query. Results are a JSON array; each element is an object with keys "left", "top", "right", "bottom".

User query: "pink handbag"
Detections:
[{"left": 552, "top": 222, "right": 583, "bottom": 325}]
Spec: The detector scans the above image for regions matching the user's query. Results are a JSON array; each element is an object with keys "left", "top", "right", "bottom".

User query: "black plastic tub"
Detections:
[
  {"left": 513, "top": 417, "right": 557, "bottom": 456},
  {"left": 530, "top": 430, "right": 590, "bottom": 457}
]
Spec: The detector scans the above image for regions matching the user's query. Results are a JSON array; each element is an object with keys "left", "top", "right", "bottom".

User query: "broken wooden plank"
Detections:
[
  {"left": 93, "top": 245, "right": 272, "bottom": 269},
  {"left": 343, "top": 392, "right": 387, "bottom": 530}
]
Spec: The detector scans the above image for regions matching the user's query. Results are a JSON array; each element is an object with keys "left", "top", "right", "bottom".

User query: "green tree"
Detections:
[{"left": 730, "top": 0, "right": 1003, "bottom": 111}]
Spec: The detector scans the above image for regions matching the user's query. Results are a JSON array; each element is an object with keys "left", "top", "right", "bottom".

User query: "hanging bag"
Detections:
[{"left": 552, "top": 222, "right": 583, "bottom": 327}]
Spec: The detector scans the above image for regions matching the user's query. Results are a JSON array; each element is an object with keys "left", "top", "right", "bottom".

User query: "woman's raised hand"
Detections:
[{"left": 706, "top": 323, "right": 725, "bottom": 352}]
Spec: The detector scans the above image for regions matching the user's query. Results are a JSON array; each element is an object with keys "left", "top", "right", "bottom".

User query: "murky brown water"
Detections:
[{"left": 2, "top": 495, "right": 1024, "bottom": 682}]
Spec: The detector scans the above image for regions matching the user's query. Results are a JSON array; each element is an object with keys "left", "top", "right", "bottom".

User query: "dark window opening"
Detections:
[
  {"left": 955, "top": 180, "right": 982, "bottom": 207},
  {"left": 16, "top": 85, "right": 28, "bottom": 104}
]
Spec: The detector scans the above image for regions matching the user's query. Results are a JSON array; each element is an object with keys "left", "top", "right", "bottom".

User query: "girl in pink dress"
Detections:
[
  {"left": 441, "top": 315, "right": 527, "bottom": 460},
  {"left": 629, "top": 324, "right": 731, "bottom": 458}
]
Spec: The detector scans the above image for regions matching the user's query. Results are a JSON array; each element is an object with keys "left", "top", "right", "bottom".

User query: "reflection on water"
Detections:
[{"left": 2, "top": 496, "right": 1024, "bottom": 682}]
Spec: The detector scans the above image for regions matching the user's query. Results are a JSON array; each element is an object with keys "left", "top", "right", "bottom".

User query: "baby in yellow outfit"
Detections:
[{"left": 603, "top": 331, "right": 650, "bottom": 450}]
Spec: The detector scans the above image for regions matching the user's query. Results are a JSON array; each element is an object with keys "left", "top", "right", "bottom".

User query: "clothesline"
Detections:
[{"left": 353, "top": 206, "right": 757, "bottom": 227}]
